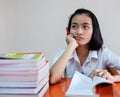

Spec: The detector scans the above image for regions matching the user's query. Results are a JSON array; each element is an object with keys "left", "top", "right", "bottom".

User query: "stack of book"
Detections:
[{"left": 0, "top": 52, "right": 49, "bottom": 97}]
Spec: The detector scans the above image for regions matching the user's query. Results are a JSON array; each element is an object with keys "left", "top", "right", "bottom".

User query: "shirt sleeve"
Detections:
[{"left": 102, "top": 46, "right": 120, "bottom": 70}]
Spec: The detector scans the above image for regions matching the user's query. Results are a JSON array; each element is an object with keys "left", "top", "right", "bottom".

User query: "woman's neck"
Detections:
[{"left": 76, "top": 46, "right": 89, "bottom": 65}]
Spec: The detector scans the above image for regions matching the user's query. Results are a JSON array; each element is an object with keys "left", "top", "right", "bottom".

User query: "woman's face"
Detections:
[{"left": 70, "top": 14, "right": 93, "bottom": 46}]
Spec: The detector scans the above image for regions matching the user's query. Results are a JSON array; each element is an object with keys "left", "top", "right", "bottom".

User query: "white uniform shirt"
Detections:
[{"left": 52, "top": 46, "right": 120, "bottom": 78}]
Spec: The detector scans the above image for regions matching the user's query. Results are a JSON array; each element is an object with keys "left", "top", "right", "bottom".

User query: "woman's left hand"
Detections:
[{"left": 91, "top": 69, "right": 114, "bottom": 81}]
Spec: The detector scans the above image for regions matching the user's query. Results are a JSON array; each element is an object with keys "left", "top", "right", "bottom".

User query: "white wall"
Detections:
[{"left": 0, "top": 0, "right": 120, "bottom": 64}]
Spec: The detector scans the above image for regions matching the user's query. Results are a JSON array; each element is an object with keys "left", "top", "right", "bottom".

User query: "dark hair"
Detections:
[{"left": 67, "top": 8, "right": 103, "bottom": 50}]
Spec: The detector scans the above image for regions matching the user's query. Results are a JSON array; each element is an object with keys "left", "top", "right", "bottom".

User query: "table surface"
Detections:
[{"left": 43, "top": 78, "right": 120, "bottom": 97}]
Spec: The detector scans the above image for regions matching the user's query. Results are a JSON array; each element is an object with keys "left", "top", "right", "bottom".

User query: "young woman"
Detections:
[{"left": 49, "top": 8, "right": 120, "bottom": 84}]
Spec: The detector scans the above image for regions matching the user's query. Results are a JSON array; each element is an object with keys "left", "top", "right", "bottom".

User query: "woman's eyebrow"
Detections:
[
  {"left": 71, "top": 22, "right": 78, "bottom": 25},
  {"left": 82, "top": 22, "right": 91, "bottom": 26},
  {"left": 72, "top": 22, "right": 90, "bottom": 25}
]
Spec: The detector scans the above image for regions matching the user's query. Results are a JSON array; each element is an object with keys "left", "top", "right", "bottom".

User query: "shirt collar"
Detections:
[
  {"left": 89, "top": 51, "right": 98, "bottom": 59},
  {"left": 70, "top": 50, "right": 98, "bottom": 62}
]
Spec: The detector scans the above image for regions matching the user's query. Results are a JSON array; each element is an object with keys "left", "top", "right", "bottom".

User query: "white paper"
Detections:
[{"left": 66, "top": 71, "right": 113, "bottom": 97}]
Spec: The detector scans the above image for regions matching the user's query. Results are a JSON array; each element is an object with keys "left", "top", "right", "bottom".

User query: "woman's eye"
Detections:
[
  {"left": 83, "top": 26, "right": 89, "bottom": 30},
  {"left": 71, "top": 25, "right": 77, "bottom": 29}
]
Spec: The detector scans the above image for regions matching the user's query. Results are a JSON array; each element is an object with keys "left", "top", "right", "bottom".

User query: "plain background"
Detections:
[{"left": 0, "top": 0, "right": 120, "bottom": 65}]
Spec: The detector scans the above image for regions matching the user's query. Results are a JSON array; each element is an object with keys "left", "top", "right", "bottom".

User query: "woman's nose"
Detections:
[{"left": 76, "top": 28, "right": 83, "bottom": 35}]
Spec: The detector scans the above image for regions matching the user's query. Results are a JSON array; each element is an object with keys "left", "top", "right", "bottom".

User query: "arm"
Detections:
[
  {"left": 106, "top": 67, "right": 120, "bottom": 82},
  {"left": 106, "top": 66, "right": 120, "bottom": 75},
  {"left": 91, "top": 47, "right": 120, "bottom": 82},
  {"left": 91, "top": 69, "right": 120, "bottom": 82},
  {"left": 49, "top": 34, "right": 78, "bottom": 84}
]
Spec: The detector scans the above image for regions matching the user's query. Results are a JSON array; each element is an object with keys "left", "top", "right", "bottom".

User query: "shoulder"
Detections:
[
  {"left": 98, "top": 46, "right": 112, "bottom": 54},
  {"left": 98, "top": 45, "right": 119, "bottom": 58}
]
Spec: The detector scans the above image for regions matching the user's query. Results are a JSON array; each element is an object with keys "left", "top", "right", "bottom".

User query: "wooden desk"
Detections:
[{"left": 43, "top": 78, "right": 120, "bottom": 97}]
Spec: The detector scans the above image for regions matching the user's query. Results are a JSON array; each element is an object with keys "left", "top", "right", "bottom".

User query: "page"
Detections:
[
  {"left": 92, "top": 76, "right": 114, "bottom": 87},
  {"left": 66, "top": 71, "right": 99, "bottom": 97}
]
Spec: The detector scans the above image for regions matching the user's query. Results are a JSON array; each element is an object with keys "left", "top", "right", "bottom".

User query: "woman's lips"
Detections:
[{"left": 74, "top": 36, "right": 84, "bottom": 41}]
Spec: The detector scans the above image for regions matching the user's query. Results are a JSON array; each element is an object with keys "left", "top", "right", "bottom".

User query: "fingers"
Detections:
[
  {"left": 66, "top": 34, "right": 78, "bottom": 48},
  {"left": 91, "top": 69, "right": 101, "bottom": 78},
  {"left": 97, "top": 70, "right": 108, "bottom": 77},
  {"left": 91, "top": 69, "right": 110, "bottom": 79}
]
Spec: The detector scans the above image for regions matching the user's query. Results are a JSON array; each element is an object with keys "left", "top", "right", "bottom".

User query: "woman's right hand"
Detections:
[{"left": 66, "top": 34, "right": 78, "bottom": 49}]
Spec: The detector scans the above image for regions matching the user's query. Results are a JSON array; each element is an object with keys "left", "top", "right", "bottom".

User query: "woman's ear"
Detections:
[{"left": 66, "top": 27, "right": 70, "bottom": 35}]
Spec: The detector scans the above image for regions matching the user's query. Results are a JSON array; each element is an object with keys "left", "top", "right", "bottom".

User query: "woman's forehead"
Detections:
[{"left": 71, "top": 14, "right": 92, "bottom": 25}]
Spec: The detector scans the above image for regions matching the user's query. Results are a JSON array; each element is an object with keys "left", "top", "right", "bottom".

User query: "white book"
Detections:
[
  {"left": 0, "top": 56, "right": 46, "bottom": 71},
  {"left": 0, "top": 52, "right": 43, "bottom": 64},
  {"left": 0, "top": 82, "right": 49, "bottom": 97},
  {"left": 0, "top": 75, "right": 49, "bottom": 94},
  {"left": 0, "top": 73, "right": 49, "bottom": 88},
  {"left": 0, "top": 60, "right": 49, "bottom": 82},
  {"left": 66, "top": 71, "right": 114, "bottom": 97}
]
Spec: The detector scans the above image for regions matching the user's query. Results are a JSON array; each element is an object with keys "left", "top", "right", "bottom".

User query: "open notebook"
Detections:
[{"left": 66, "top": 71, "right": 114, "bottom": 97}]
